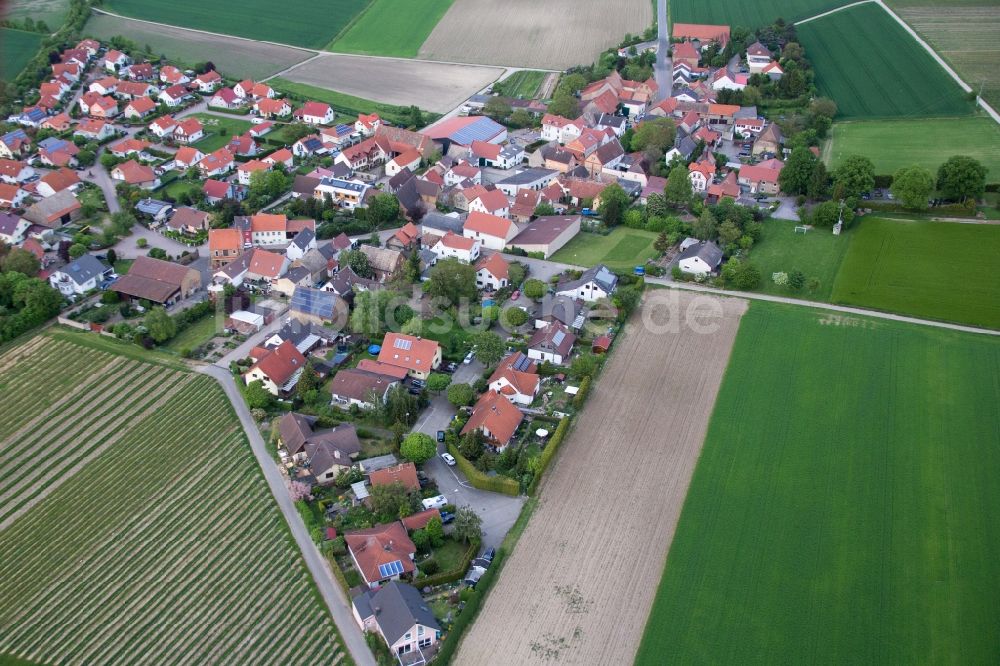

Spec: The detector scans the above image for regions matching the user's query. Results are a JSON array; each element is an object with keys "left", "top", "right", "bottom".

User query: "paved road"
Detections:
[
  {"left": 198, "top": 365, "right": 377, "bottom": 666},
  {"left": 653, "top": 0, "right": 671, "bottom": 102},
  {"left": 411, "top": 361, "right": 526, "bottom": 551}
]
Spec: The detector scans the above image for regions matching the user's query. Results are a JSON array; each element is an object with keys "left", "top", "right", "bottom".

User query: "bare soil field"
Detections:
[
  {"left": 454, "top": 291, "right": 748, "bottom": 664},
  {"left": 281, "top": 54, "right": 503, "bottom": 113},
  {"left": 418, "top": 0, "right": 653, "bottom": 69},
  {"left": 85, "top": 14, "right": 313, "bottom": 80}
]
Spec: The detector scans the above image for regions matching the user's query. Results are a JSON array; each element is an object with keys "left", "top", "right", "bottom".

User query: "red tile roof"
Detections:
[
  {"left": 475, "top": 252, "right": 509, "bottom": 280},
  {"left": 369, "top": 462, "right": 420, "bottom": 491},
  {"left": 251, "top": 339, "right": 306, "bottom": 386},
  {"left": 464, "top": 211, "right": 513, "bottom": 239},
  {"left": 377, "top": 333, "right": 440, "bottom": 374},
  {"left": 461, "top": 392, "right": 523, "bottom": 447},
  {"left": 345, "top": 522, "right": 416, "bottom": 585}
]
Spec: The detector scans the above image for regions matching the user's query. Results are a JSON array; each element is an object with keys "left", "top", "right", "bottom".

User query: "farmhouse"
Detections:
[
  {"left": 508, "top": 215, "right": 581, "bottom": 258},
  {"left": 376, "top": 333, "right": 441, "bottom": 380},
  {"left": 353, "top": 582, "right": 441, "bottom": 659},
  {"left": 22, "top": 190, "right": 81, "bottom": 227},
  {"left": 461, "top": 392, "right": 523, "bottom": 450},
  {"left": 112, "top": 256, "right": 202, "bottom": 305},
  {"left": 527, "top": 322, "right": 576, "bottom": 365},
  {"left": 345, "top": 523, "right": 416, "bottom": 588}
]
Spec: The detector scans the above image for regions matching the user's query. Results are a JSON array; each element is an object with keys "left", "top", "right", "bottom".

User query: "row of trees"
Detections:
[{"left": 0, "top": 244, "right": 63, "bottom": 343}]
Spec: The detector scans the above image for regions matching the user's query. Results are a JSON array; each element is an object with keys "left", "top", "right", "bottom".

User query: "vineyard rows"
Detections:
[{"left": 0, "top": 336, "right": 347, "bottom": 665}]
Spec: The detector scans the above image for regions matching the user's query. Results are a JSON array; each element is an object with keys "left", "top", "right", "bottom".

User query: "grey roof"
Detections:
[
  {"left": 59, "top": 254, "right": 111, "bottom": 286},
  {"left": 676, "top": 136, "right": 697, "bottom": 159},
  {"left": 558, "top": 263, "right": 618, "bottom": 294},
  {"left": 528, "top": 322, "right": 576, "bottom": 356},
  {"left": 0, "top": 212, "right": 23, "bottom": 235},
  {"left": 420, "top": 211, "right": 465, "bottom": 235},
  {"left": 536, "top": 294, "right": 584, "bottom": 328},
  {"left": 290, "top": 227, "right": 315, "bottom": 251},
  {"left": 679, "top": 240, "right": 723, "bottom": 267},
  {"left": 511, "top": 215, "right": 580, "bottom": 245},
  {"left": 594, "top": 140, "right": 624, "bottom": 164},
  {"left": 733, "top": 105, "right": 758, "bottom": 119},
  {"left": 594, "top": 113, "right": 626, "bottom": 129},
  {"left": 271, "top": 319, "right": 336, "bottom": 351},
  {"left": 499, "top": 143, "right": 523, "bottom": 159},
  {"left": 495, "top": 168, "right": 556, "bottom": 187},
  {"left": 388, "top": 167, "right": 414, "bottom": 192},
  {"left": 290, "top": 285, "right": 339, "bottom": 319},
  {"left": 352, "top": 581, "right": 440, "bottom": 646},
  {"left": 135, "top": 198, "right": 172, "bottom": 216},
  {"left": 292, "top": 175, "right": 320, "bottom": 197},
  {"left": 357, "top": 453, "right": 399, "bottom": 473}
]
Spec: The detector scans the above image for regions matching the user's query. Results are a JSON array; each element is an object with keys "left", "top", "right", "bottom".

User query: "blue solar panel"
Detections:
[
  {"left": 378, "top": 560, "right": 404, "bottom": 577},
  {"left": 451, "top": 117, "right": 505, "bottom": 146}
]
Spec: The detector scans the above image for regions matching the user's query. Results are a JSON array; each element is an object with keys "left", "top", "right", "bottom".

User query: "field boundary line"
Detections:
[{"left": 794, "top": 0, "right": 875, "bottom": 26}]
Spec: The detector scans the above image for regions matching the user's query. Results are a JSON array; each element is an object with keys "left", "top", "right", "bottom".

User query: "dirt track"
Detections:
[
  {"left": 419, "top": 0, "right": 653, "bottom": 69},
  {"left": 454, "top": 291, "right": 748, "bottom": 664}
]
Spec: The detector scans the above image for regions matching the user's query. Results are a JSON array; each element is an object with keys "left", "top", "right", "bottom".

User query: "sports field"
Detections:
[
  {"left": 831, "top": 217, "right": 1000, "bottom": 329},
  {"left": 798, "top": 3, "right": 972, "bottom": 119},
  {"left": 0, "top": 332, "right": 348, "bottom": 664},
  {"left": 328, "top": 0, "right": 454, "bottom": 57},
  {"left": 549, "top": 228, "right": 659, "bottom": 271},
  {"left": 0, "top": 28, "right": 43, "bottom": 81},
  {"left": 671, "top": 0, "right": 843, "bottom": 27},
  {"left": 746, "top": 219, "right": 851, "bottom": 300},
  {"left": 493, "top": 70, "right": 547, "bottom": 99},
  {"left": 103, "top": 0, "right": 369, "bottom": 49},
  {"left": 827, "top": 117, "right": 1000, "bottom": 177},
  {"left": 636, "top": 301, "right": 1000, "bottom": 664}
]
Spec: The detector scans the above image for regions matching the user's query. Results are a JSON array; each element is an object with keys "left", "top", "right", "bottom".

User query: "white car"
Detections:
[
  {"left": 463, "top": 351, "right": 475, "bottom": 364},
  {"left": 441, "top": 452, "right": 456, "bottom": 466}
]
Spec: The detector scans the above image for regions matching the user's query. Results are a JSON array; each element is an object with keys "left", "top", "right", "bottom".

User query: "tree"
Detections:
[
  {"left": 503, "top": 306, "right": 528, "bottom": 328},
  {"left": 401, "top": 316, "right": 423, "bottom": 336},
  {"left": 664, "top": 164, "right": 692, "bottom": 207},
  {"left": 427, "top": 259, "right": 477, "bottom": 307},
  {"left": 247, "top": 169, "right": 291, "bottom": 208},
  {"left": 453, "top": 507, "right": 483, "bottom": 544},
  {"left": 473, "top": 331, "right": 504, "bottom": 366},
  {"left": 426, "top": 372, "right": 452, "bottom": 394},
  {"left": 788, "top": 270, "right": 806, "bottom": 291},
  {"left": 691, "top": 209, "right": 718, "bottom": 240},
  {"left": 148, "top": 247, "right": 168, "bottom": 260},
  {"left": 484, "top": 96, "right": 512, "bottom": 122},
  {"left": 778, "top": 146, "right": 818, "bottom": 196},
  {"left": 597, "top": 181, "right": 630, "bottom": 227},
  {"left": 832, "top": 154, "right": 875, "bottom": 199},
  {"left": 404, "top": 248, "right": 421, "bottom": 282},
  {"left": 892, "top": 166, "right": 934, "bottom": 210},
  {"left": 68, "top": 243, "right": 87, "bottom": 259},
  {"left": 523, "top": 278, "right": 546, "bottom": 300},
  {"left": 400, "top": 432, "right": 436, "bottom": 465},
  {"left": 106, "top": 248, "right": 118, "bottom": 267},
  {"left": 366, "top": 193, "right": 401, "bottom": 227},
  {"left": 631, "top": 117, "right": 676, "bottom": 156},
  {"left": 533, "top": 202, "right": 555, "bottom": 217},
  {"left": 569, "top": 353, "right": 598, "bottom": 379},
  {"left": 244, "top": 380, "right": 273, "bottom": 409},
  {"left": 410, "top": 528, "right": 430, "bottom": 552},
  {"left": 546, "top": 91, "right": 579, "bottom": 119},
  {"left": 350, "top": 290, "right": 382, "bottom": 338},
  {"left": 425, "top": 516, "right": 445, "bottom": 547},
  {"left": 507, "top": 262, "right": 526, "bottom": 287},
  {"left": 144, "top": 306, "right": 176, "bottom": 343},
  {"left": 807, "top": 160, "right": 829, "bottom": 200},
  {"left": 557, "top": 72, "right": 587, "bottom": 96},
  {"left": 717, "top": 220, "right": 742, "bottom": 251},
  {"left": 447, "top": 382, "right": 474, "bottom": 407},
  {"left": 937, "top": 155, "right": 987, "bottom": 202},
  {"left": 340, "top": 249, "right": 374, "bottom": 278},
  {"left": 2, "top": 248, "right": 39, "bottom": 277},
  {"left": 509, "top": 108, "right": 533, "bottom": 128},
  {"left": 295, "top": 359, "right": 323, "bottom": 403},
  {"left": 810, "top": 200, "right": 843, "bottom": 228},
  {"left": 733, "top": 263, "right": 761, "bottom": 289},
  {"left": 369, "top": 482, "right": 418, "bottom": 521},
  {"left": 654, "top": 231, "right": 672, "bottom": 253},
  {"left": 288, "top": 480, "right": 313, "bottom": 502}
]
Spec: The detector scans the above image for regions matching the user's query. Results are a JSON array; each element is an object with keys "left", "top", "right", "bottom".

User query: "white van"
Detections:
[{"left": 421, "top": 495, "right": 448, "bottom": 510}]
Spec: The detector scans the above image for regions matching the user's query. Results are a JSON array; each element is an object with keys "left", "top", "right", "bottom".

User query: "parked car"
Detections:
[
  {"left": 441, "top": 452, "right": 456, "bottom": 466},
  {"left": 445, "top": 361, "right": 458, "bottom": 373},
  {"left": 437, "top": 430, "right": 446, "bottom": 443},
  {"left": 472, "top": 557, "right": 490, "bottom": 569},
  {"left": 482, "top": 547, "right": 496, "bottom": 562},
  {"left": 408, "top": 386, "right": 422, "bottom": 395},
  {"left": 464, "top": 566, "right": 485, "bottom": 587},
  {"left": 463, "top": 351, "right": 475, "bottom": 364},
  {"left": 411, "top": 379, "right": 425, "bottom": 388},
  {"left": 422, "top": 494, "right": 448, "bottom": 510},
  {"left": 511, "top": 290, "right": 520, "bottom": 300},
  {"left": 440, "top": 511, "right": 455, "bottom": 524}
]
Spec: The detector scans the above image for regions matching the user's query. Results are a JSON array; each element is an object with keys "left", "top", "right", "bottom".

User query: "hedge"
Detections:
[
  {"left": 572, "top": 376, "right": 592, "bottom": 409},
  {"left": 527, "top": 417, "right": 570, "bottom": 496},
  {"left": 446, "top": 442, "right": 520, "bottom": 496},
  {"left": 413, "top": 539, "right": 479, "bottom": 589}
]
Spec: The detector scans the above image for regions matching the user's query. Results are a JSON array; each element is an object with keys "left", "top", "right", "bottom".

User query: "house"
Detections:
[
  {"left": 461, "top": 392, "right": 523, "bottom": 450},
  {"left": 738, "top": 158, "right": 784, "bottom": 195},
  {"left": 527, "top": 322, "right": 576, "bottom": 365},
  {"left": 463, "top": 211, "right": 516, "bottom": 251},
  {"left": 277, "top": 412, "right": 361, "bottom": 468},
  {"left": 209, "top": 87, "right": 240, "bottom": 110},
  {"left": 746, "top": 41, "right": 773, "bottom": 73},
  {"left": 80, "top": 92, "right": 118, "bottom": 118},
  {"left": 711, "top": 68, "right": 747, "bottom": 91},
  {"left": 237, "top": 159, "right": 271, "bottom": 186},
  {"left": 470, "top": 140, "right": 523, "bottom": 170},
  {"left": 173, "top": 146, "right": 205, "bottom": 170},
  {"left": 126, "top": 62, "right": 154, "bottom": 81},
  {"left": 233, "top": 80, "right": 255, "bottom": 98},
  {"left": 584, "top": 140, "right": 625, "bottom": 177},
  {"left": 160, "top": 66, "right": 189, "bottom": 86},
  {"left": 173, "top": 118, "right": 205, "bottom": 144},
  {"left": 263, "top": 147, "right": 294, "bottom": 170},
  {"left": 688, "top": 156, "right": 717, "bottom": 192},
  {"left": 488, "top": 352, "right": 539, "bottom": 406},
  {"left": 678, "top": 240, "right": 723, "bottom": 275},
  {"left": 540, "top": 114, "right": 584, "bottom": 144},
  {"left": 313, "top": 177, "right": 369, "bottom": 210},
  {"left": 556, "top": 264, "right": 617, "bottom": 302},
  {"left": 494, "top": 168, "right": 557, "bottom": 197},
  {"left": 255, "top": 98, "right": 292, "bottom": 118},
  {"left": 359, "top": 245, "right": 404, "bottom": 282},
  {"left": 203, "top": 178, "right": 242, "bottom": 204},
  {"left": 289, "top": 285, "right": 345, "bottom": 325},
  {"left": 286, "top": 227, "right": 317, "bottom": 262},
  {"left": 235, "top": 213, "right": 292, "bottom": 247},
  {"left": 159, "top": 85, "right": 191, "bottom": 107},
  {"left": 198, "top": 148, "right": 236, "bottom": 177},
  {"left": 369, "top": 462, "right": 420, "bottom": 492},
  {"left": 0, "top": 213, "right": 30, "bottom": 243},
  {"left": 245, "top": 247, "right": 290, "bottom": 283},
  {"left": 761, "top": 61, "right": 784, "bottom": 80},
  {"left": 208, "top": 228, "right": 244, "bottom": 268},
  {"left": 672, "top": 40, "right": 701, "bottom": 69},
  {"left": 353, "top": 582, "right": 441, "bottom": 660},
  {"left": 330, "top": 367, "right": 399, "bottom": 410},
  {"left": 707, "top": 170, "right": 740, "bottom": 203},
  {"left": 753, "top": 123, "right": 783, "bottom": 156},
  {"left": 22, "top": 190, "right": 81, "bottom": 227},
  {"left": 431, "top": 231, "right": 481, "bottom": 264},
  {"left": 0, "top": 159, "right": 34, "bottom": 185},
  {"left": 104, "top": 49, "right": 131, "bottom": 72},
  {"left": 0, "top": 129, "right": 30, "bottom": 158},
  {"left": 444, "top": 161, "right": 483, "bottom": 187},
  {"left": 355, "top": 113, "right": 381, "bottom": 136},
  {"left": 385, "top": 149, "right": 422, "bottom": 178},
  {"left": 112, "top": 255, "right": 201, "bottom": 305},
  {"left": 135, "top": 198, "right": 173, "bottom": 224},
  {"left": 149, "top": 115, "right": 178, "bottom": 138},
  {"left": 49, "top": 254, "right": 113, "bottom": 296},
  {"left": 244, "top": 340, "right": 308, "bottom": 395},
  {"left": 74, "top": 118, "right": 115, "bottom": 142},
  {"left": 295, "top": 101, "right": 334, "bottom": 125},
  {"left": 376, "top": 333, "right": 441, "bottom": 380},
  {"left": 228, "top": 132, "right": 260, "bottom": 157},
  {"left": 507, "top": 215, "right": 581, "bottom": 259},
  {"left": 111, "top": 160, "right": 159, "bottom": 189},
  {"left": 0, "top": 183, "right": 27, "bottom": 209},
  {"left": 108, "top": 137, "right": 150, "bottom": 158},
  {"left": 115, "top": 81, "right": 156, "bottom": 99},
  {"left": 166, "top": 206, "right": 210, "bottom": 235},
  {"left": 345, "top": 523, "right": 416, "bottom": 588},
  {"left": 475, "top": 252, "right": 509, "bottom": 291},
  {"left": 40, "top": 112, "right": 72, "bottom": 132},
  {"left": 37, "top": 168, "right": 81, "bottom": 198},
  {"left": 193, "top": 70, "right": 222, "bottom": 92}
]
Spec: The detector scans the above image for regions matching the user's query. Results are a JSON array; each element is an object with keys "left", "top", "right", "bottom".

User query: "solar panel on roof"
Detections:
[
  {"left": 378, "top": 560, "right": 404, "bottom": 578},
  {"left": 513, "top": 356, "right": 531, "bottom": 372},
  {"left": 552, "top": 330, "right": 566, "bottom": 346},
  {"left": 394, "top": 338, "right": 412, "bottom": 350}
]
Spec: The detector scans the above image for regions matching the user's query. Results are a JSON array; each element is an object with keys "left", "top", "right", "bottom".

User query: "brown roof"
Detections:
[
  {"left": 528, "top": 321, "right": 576, "bottom": 357},
  {"left": 251, "top": 339, "right": 306, "bottom": 386},
  {"left": 461, "top": 392, "right": 523, "bottom": 447},
  {"left": 112, "top": 255, "right": 196, "bottom": 303},
  {"left": 356, "top": 359, "right": 409, "bottom": 380},
  {"left": 113, "top": 160, "right": 156, "bottom": 185},
  {"left": 400, "top": 508, "right": 441, "bottom": 532},
  {"left": 278, "top": 412, "right": 314, "bottom": 455},
  {"left": 329, "top": 367, "right": 398, "bottom": 403},
  {"left": 488, "top": 352, "right": 539, "bottom": 398},
  {"left": 511, "top": 215, "right": 579, "bottom": 246},
  {"left": 345, "top": 522, "right": 416, "bottom": 585},
  {"left": 369, "top": 462, "right": 420, "bottom": 492},
  {"left": 167, "top": 206, "right": 209, "bottom": 231},
  {"left": 377, "top": 333, "right": 440, "bottom": 374}
]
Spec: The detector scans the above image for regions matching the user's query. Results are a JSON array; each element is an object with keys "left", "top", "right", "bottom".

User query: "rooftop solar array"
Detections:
[
  {"left": 513, "top": 356, "right": 532, "bottom": 372},
  {"left": 450, "top": 117, "right": 504, "bottom": 146},
  {"left": 394, "top": 338, "right": 412, "bottom": 350},
  {"left": 378, "top": 560, "right": 405, "bottom": 578},
  {"left": 552, "top": 330, "right": 566, "bottom": 346}
]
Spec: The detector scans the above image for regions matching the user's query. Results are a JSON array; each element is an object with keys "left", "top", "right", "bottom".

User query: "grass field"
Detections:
[
  {"left": 493, "top": 70, "right": 547, "bottom": 99},
  {"left": 831, "top": 217, "right": 1000, "bottom": 329},
  {"left": 0, "top": 28, "right": 43, "bottom": 81},
  {"left": 798, "top": 3, "right": 973, "bottom": 119},
  {"left": 164, "top": 316, "right": 218, "bottom": 353},
  {"left": 827, "top": 116, "right": 1000, "bottom": 177},
  {"left": 0, "top": 333, "right": 349, "bottom": 664},
  {"left": 190, "top": 113, "right": 253, "bottom": 153},
  {"left": 3, "top": 0, "right": 68, "bottom": 27},
  {"left": 104, "top": 0, "right": 369, "bottom": 49},
  {"left": 328, "top": 0, "right": 454, "bottom": 57},
  {"left": 671, "top": 0, "right": 843, "bottom": 26},
  {"left": 636, "top": 301, "right": 1000, "bottom": 664},
  {"left": 270, "top": 78, "right": 437, "bottom": 125},
  {"left": 746, "top": 219, "right": 851, "bottom": 300},
  {"left": 549, "top": 228, "right": 659, "bottom": 270}
]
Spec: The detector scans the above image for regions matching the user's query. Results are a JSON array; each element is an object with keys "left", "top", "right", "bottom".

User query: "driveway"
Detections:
[
  {"left": 771, "top": 196, "right": 801, "bottom": 221},
  {"left": 412, "top": 360, "right": 526, "bottom": 550}
]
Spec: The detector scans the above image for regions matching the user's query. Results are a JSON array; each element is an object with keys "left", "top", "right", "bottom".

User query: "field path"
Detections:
[{"left": 455, "top": 292, "right": 747, "bottom": 664}]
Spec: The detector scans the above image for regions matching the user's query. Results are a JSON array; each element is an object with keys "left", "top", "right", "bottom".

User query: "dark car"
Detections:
[
  {"left": 482, "top": 547, "right": 496, "bottom": 562},
  {"left": 437, "top": 430, "right": 445, "bottom": 443},
  {"left": 411, "top": 378, "right": 425, "bottom": 388},
  {"left": 472, "top": 557, "right": 491, "bottom": 569},
  {"left": 444, "top": 362, "right": 458, "bottom": 373},
  {"left": 440, "top": 511, "right": 455, "bottom": 524},
  {"left": 408, "top": 387, "right": 422, "bottom": 395}
]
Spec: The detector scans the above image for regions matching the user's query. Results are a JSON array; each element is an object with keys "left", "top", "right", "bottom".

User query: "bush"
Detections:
[
  {"left": 573, "top": 376, "right": 592, "bottom": 409},
  {"left": 528, "top": 417, "right": 570, "bottom": 496},
  {"left": 446, "top": 442, "right": 519, "bottom": 496},
  {"left": 136, "top": 238, "right": 148, "bottom": 248},
  {"left": 419, "top": 558, "right": 440, "bottom": 575}
]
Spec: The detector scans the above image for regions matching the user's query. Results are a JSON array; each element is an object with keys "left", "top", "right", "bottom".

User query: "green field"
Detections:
[
  {"left": 104, "top": 0, "right": 369, "bottom": 49},
  {"left": 191, "top": 113, "right": 253, "bottom": 153},
  {"left": 328, "top": 0, "right": 453, "bottom": 56},
  {"left": 746, "top": 219, "right": 851, "bottom": 300},
  {"left": 0, "top": 28, "right": 43, "bottom": 81},
  {"left": 798, "top": 4, "right": 973, "bottom": 119},
  {"left": 637, "top": 301, "right": 1000, "bottom": 664},
  {"left": 270, "top": 78, "right": 435, "bottom": 126},
  {"left": 827, "top": 117, "right": 1000, "bottom": 177},
  {"left": 549, "top": 228, "right": 659, "bottom": 270},
  {"left": 0, "top": 333, "right": 349, "bottom": 664},
  {"left": 3, "top": 0, "right": 69, "bottom": 27},
  {"left": 671, "top": 0, "right": 843, "bottom": 26},
  {"left": 831, "top": 217, "right": 1000, "bottom": 329},
  {"left": 493, "top": 70, "right": 547, "bottom": 99}
]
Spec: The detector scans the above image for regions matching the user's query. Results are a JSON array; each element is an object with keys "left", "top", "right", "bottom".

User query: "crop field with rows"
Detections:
[{"left": 0, "top": 334, "right": 348, "bottom": 665}]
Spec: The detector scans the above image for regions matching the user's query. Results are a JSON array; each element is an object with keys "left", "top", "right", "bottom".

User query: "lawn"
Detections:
[
  {"left": 830, "top": 216, "right": 1000, "bottom": 329},
  {"left": 159, "top": 177, "right": 203, "bottom": 203},
  {"left": 549, "top": 228, "right": 659, "bottom": 270},
  {"left": 190, "top": 113, "right": 253, "bottom": 153},
  {"left": 104, "top": 0, "right": 370, "bottom": 49},
  {"left": 421, "top": 314, "right": 479, "bottom": 360},
  {"left": 493, "top": 70, "right": 547, "bottom": 99},
  {"left": 745, "top": 219, "right": 851, "bottom": 300},
  {"left": 798, "top": 3, "right": 973, "bottom": 119},
  {"left": 3, "top": 0, "right": 69, "bottom": 27},
  {"left": 636, "top": 301, "right": 1000, "bottom": 665},
  {"left": 328, "top": 0, "right": 454, "bottom": 57},
  {"left": 0, "top": 28, "right": 43, "bottom": 81},
  {"left": 269, "top": 78, "right": 429, "bottom": 126},
  {"left": 164, "top": 314, "right": 220, "bottom": 353},
  {"left": 827, "top": 116, "right": 1000, "bottom": 177},
  {"left": 0, "top": 333, "right": 348, "bottom": 663},
  {"left": 671, "top": 0, "right": 844, "bottom": 26}
]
